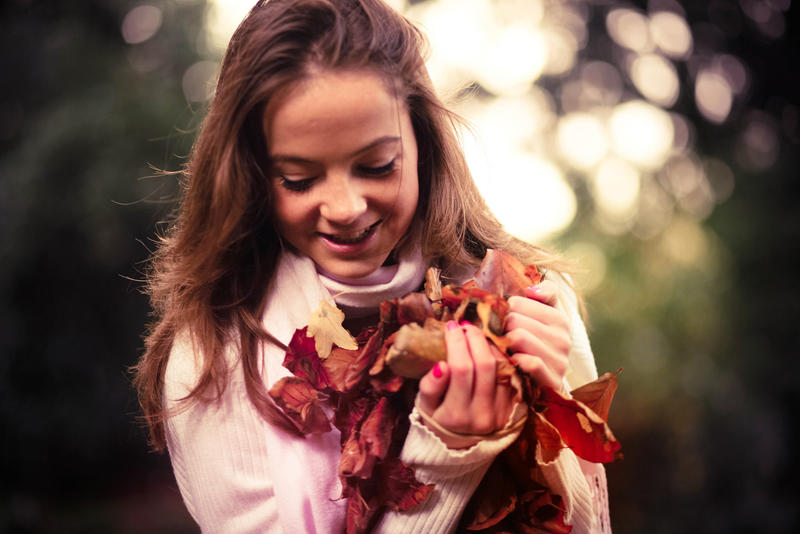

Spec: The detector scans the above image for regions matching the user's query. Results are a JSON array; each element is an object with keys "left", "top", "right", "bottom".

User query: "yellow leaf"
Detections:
[{"left": 306, "top": 300, "right": 358, "bottom": 359}]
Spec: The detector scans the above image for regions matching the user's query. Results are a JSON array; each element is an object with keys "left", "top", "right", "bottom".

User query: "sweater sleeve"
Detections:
[{"left": 373, "top": 406, "right": 523, "bottom": 534}]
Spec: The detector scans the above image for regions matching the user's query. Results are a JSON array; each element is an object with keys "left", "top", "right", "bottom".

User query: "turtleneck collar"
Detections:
[{"left": 316, "top": 245, "right": 427, "bottom": 317}]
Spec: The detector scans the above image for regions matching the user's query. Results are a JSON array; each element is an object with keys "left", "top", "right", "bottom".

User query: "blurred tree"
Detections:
[
  {"left": 1, "top": 0, "right": 797, "bottom": 532},
  {"left": 0, "top": 0, "right": 205, "bottom": 531}
]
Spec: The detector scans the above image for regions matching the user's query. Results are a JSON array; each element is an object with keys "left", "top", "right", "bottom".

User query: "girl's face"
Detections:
[{"left": 264, "top": 69, "right": 419, "bottom": 280}]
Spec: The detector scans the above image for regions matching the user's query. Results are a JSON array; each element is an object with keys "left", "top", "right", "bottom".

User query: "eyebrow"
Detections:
[{"left": 270, "top": 135, "right": 401, "bottom": 164}]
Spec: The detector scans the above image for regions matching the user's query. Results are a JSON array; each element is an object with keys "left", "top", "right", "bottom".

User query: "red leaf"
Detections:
[
  {"left": 462, "top": 462, "right": 518, "bottom": 530},
  {"left": 379, "top": 457, "right": 435, "bottom": 512},
  {"left": 334, "top": 396, "right": 371, "bottom": 438},
  {"left": 268, "top": 377, "right": 331, "bottom": 434},
  {"left": 538, "top": 387, "right": 622, "bottom": 463},
  {"left": 339, "top": 431, "right": 377, "bottom": 479},
  {"left": 283, "top": 327, "right": 331, "bottom": 389},
  {"left": 339, "top": 397, "right": 396, "bottom": 479},
  {"left": 358, "top": 397, "right": 395, "bottom": 463},
  {"left": 323, "top": 327, "right": 384, "bottom": 393},
  {"left": 521, "top": 490, "right": 572, "bottom": 534},
  {"left": 344, "top": 484, "right": 374, "bottom": 534},
  {"left": 570, "top": 369, "right": 621, "bottom": 422},
  {"left": 473, "top": 249, "right": 538, "bottom": 298}
]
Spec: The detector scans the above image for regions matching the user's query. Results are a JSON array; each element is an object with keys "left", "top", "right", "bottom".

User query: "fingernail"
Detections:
[
  {"left": 432, "top": 362, "right": 443, "bottom": 378},
  {"left": 446, "top": 320, "right": 458, "bottom": 331},
  {"left": 529, "top": 285, "right": 544, "bottom": 294},
  {"left": 459, "top": 320, "right": 471, "bottom": 327}
]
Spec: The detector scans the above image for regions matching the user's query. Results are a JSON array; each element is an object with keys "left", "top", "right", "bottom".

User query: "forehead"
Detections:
[{"left": 263, "top": 69, "right": 407, "bottom": 157}]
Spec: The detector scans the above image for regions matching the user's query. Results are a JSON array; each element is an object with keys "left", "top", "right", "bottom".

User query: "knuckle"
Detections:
[
  {"left": 448, "top": 362, "right": 472, "bottom": 379},
  {"left": 471, "top": 412, "right": 494, "bottom": 434},
  {"left": 474, "top": 358, "right": 496, "bottom": 376}
]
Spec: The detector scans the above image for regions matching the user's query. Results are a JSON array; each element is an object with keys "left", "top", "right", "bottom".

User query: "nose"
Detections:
[{"left": 319, "top": 174, "right": 367, "bottom": 224}]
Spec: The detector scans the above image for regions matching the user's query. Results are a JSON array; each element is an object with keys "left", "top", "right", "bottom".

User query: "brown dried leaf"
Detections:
[
  {"left": 379, "top": 457, "right": 435, "bottom": 512},
  {"left": 424, "top": 266, "right": 443, "bottom": 301},
  {"left": 268, "top": 377, "right": 331, "bottom": 434},
  {"left": 397, "top": 292, "right": 435, "bottom": 325},
  {"left": 385, "top": 320, "right": 447, "bottom": 378}
]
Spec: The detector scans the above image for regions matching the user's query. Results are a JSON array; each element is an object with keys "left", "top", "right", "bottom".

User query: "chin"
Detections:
[{"left": 317, "top": 256, "right": 387, "bottom": 281}]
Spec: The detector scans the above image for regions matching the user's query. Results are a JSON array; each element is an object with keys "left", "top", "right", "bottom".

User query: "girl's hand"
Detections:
[
  {"left": 505, "top": 281, "right": 571, "bottom": 391},
  {"left": 417, "top": 321, "right": 516, "bottom": 447}
]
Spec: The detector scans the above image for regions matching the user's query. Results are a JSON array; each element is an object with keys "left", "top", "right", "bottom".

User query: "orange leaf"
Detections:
[
  {"left": 570, "top": 369, "right": 621, "bottom": 422},
  {"left": 473, "top": 249, "right": 539, "bottom": 298}
]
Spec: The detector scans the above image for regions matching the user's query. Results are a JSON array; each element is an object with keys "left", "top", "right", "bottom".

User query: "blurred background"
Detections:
[{"left": 1, "top": 0, "right": 797, "bottom": 532}]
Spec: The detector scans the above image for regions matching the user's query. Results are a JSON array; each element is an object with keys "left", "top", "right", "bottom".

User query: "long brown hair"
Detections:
[{"left": 133, "top": 0, "right": 567, "bottom": 451}]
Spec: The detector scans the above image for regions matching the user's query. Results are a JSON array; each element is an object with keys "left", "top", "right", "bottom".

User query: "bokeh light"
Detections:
[
  {"left": 606, "top": 8, "right": 653, "bottom": 52},
  {"left": 195, "top": 0, "right": 774, "bottom": 251},
  {"left": 649, "top": 10, "right": 693, "bottom": 59},
  {"left": 609, "top": 100, "right": 674, "bottom": 169},
  {"left": 630, "top": 53, "right": 680, "bottom": 107},
  {"left": 182, "top": 60, "right": 218, "bottom": 102},
  {"left": 121, "top": 5, "right": 163, "bottom": 45}
]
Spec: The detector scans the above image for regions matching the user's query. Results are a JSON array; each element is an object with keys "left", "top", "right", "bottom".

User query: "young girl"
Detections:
[{"left": 134, "top": 0, "right": 611, "bottom": 532}]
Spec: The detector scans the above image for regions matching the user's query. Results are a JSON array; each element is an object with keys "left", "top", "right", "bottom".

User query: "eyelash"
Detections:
[
  {"left": 279, "top": 176, "right": 315, "bottom": 193},
  {"left": 278, "top": 159, "right": 398, "bottom": 193},
  {"left": 358, "top": 159, "right": 397, "bottom": 176}
]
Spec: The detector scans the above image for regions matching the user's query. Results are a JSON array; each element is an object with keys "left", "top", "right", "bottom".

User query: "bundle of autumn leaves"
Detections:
[{"left": 269, "top": 250, "right": 621, "bottom": 533}]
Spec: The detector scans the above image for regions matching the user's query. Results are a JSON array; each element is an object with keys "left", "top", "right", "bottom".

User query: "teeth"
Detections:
[{"left": 324, "top": 222, "right": 377, "bottom": 244}]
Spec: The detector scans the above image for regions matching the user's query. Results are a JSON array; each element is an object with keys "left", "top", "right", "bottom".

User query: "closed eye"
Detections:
[
  {"left": 278, "top": 175, "right": 316, "bottom": 192},
  {"left": 358, "top": 159, "right": 396, "bottom": 177}
]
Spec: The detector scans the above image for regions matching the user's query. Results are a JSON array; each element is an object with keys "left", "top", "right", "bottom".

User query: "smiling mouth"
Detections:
[{"left": 319, "top": 220, "right": 381, "bottom": 245}]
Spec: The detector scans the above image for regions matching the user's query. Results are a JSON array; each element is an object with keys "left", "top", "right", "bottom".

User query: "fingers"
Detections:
[
  {"left": 442, "top": 320, "right": 473, "bottom": 409},
  {"left": 507, "top": 293, "right": 565, "bottom": 327},
  {"left": 505, "top": 280, "right": 571, "bottom": 391},
  {"left": 462, "top": 324, "right": 496, "bottom": 434},
  {"left": 421, "top": 321, "right": 513, "bottom": 437},
  {"left": 505, "top": 312, "right": 571, "bottom": 355},
  {"left": 418, "top": 360, "right": 449, "bottom": 416},
  {"left": 510, "top": 353, "right": 564, "bottom": 390},
  {"left": 524, "top": 280, "right": 559, "bottom": 306}
]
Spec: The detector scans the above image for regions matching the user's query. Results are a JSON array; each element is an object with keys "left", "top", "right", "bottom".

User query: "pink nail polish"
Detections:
[
  {"left": 432, "top": 362, "right": 443, "bottom": 378},
  {"left": 459, "top": 320, "right": 471, "bottom": 327},
  {"left": 446, "top": 320, "right": 458, "bottom": 331}
]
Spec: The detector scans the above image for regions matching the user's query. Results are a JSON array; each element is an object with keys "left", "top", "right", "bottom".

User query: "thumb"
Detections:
[{"left": 417, "top": 361, "right": 449, "bottom": 416}]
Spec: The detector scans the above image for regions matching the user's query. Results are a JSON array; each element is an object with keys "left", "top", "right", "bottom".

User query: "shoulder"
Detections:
[
  {"left": 163, "top": 329, "right": 240, "bottom": 407},
  {"left": 164, "top": 329, "right": 202, "bottom": 401}
]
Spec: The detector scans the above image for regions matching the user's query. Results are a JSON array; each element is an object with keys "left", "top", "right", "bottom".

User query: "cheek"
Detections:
[{"left": 271, "top": 189, "right": 308, "bottom": 235}]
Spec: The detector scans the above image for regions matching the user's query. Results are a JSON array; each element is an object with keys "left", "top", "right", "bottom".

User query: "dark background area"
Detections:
[{"left": 1, "top": 0, "right": 798, "bottom": 532}]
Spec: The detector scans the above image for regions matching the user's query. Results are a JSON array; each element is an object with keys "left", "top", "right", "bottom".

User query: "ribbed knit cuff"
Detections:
[
  {"left": 373, "top": 407, "right": 524, "bottom": 534},
  {"left": 537, "top": 445, "right": 599, "bottom": 534}
]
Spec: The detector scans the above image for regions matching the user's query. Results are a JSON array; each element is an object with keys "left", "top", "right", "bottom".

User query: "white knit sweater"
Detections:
[{"left": 163, "top": 250, "right": 610, "bottom": 533}]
